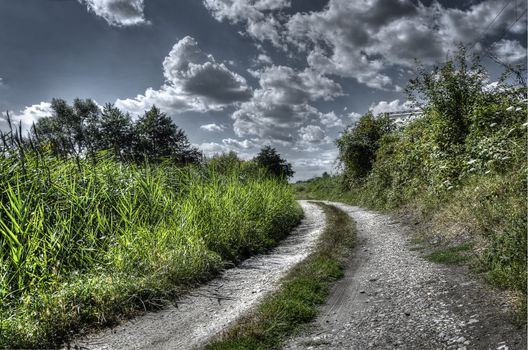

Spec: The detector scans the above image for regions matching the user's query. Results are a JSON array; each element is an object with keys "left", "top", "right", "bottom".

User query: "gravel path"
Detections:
[
  {"left": 70, "top": 200, "right": 325, "bottom": 350},
  {"left": 285, "top": 201, "right": 526, "bottom": 350}
]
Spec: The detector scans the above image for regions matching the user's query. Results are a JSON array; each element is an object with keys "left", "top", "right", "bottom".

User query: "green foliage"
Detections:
[
  {"left": 0, "top": 148, "right": 302, "bottom": 348},
  {"left": 133, "top": 106, "right": 201, "bottom": 164},
  {"left": 33, "top": 98, "right": 99, "bottom": 157},
  {"left": 254, "top": 145, "right": 294, "bottom": 179},
  {"left": 294, "top": 175, "right": 346, "bottom": 201},
  {"left": 206, "top": 151, "right": 261, "bottom": 179},
  {"left": 336, "top": 112, "right": 394, "bottom": 183},
  {"left": 33, "top": 101, "right": 202, "bottom": 165},
  {"left": 407, "top": 47, "right": 486, "bottom": 144},
  {"left": 308, "top": 48, "right": 527, "bottom": 312},
  {"left": 98, "top": 103, "right": 134, "bottom": 161},
  {"left": 207, "top": 203, "right": 355, "bottom": 350},
  {"left": 425, "top": 243, "right": 473, "bottom": 265}
]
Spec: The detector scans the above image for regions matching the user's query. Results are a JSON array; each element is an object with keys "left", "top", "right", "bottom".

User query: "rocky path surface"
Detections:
[
  {"left": 285, "top": 201, "right": 526, "bottom": 350},
  {"left": 71, "top": 201, "right": 325, "bottom": 350}
]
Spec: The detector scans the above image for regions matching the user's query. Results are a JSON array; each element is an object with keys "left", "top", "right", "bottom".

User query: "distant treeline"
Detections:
[
  {"left": 2, "top": 99, "right": 295, "bottom": 179},
  {"left": 12, "top": 100, "right": 202, "bottom": 165}
]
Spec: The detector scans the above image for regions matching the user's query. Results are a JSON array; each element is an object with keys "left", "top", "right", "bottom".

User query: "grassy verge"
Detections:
[
  {"left": 424, "top": 243, "right": 473, "bottom": 265},
  {"left": 206, "top": 202, "right": 356, "bottom": 350},
  {"left": 294, "top": 171, "right": 527, "bottom": 319},
  {"left": 0, "top": 151, "right": 302, "bottom": 349}
]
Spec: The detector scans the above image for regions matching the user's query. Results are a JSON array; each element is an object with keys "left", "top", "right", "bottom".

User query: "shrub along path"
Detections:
[
  {"left": 285, "top": 201, "right": 526, "bottom": 350},
  {"left": 69, "top": 201, "right": 325, "bottom": 350}
]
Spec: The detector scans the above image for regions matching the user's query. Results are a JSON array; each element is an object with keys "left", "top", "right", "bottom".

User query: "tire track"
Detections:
[{"left": 285, "top": 201, "right": 526, "bottom": 350}]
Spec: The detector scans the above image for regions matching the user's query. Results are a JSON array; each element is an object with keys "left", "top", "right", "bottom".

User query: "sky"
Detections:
[{"left": 0, "top": 0, "right": 526, "bottom": 180}]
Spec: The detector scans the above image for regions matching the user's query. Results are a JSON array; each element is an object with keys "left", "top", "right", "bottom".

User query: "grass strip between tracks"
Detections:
[{"left": 206, "top": 202, "right": 356, "bottom": 350}]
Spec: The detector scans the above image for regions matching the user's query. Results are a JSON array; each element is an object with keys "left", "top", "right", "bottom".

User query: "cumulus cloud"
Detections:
[
  {"left": 78, "top": 0, "right": 148, "bottom": 26},
  {"left": 298, "top": 124, "right": 331, "bottom": 145},
  {"left": 1, "top": 102, "right": 53, "bottom": 133},
  {"left": 291, "top": 148, "right": 339, "bottom": 180},
  {"left": 222, "top": 137, "right": 257, "bottom": 149},
  {"left": 257, "top": 53, "right": 273, "bottom": 65},
  {"left": 319, "top": 111, "right": 342, "bottom": 128},
  {"left": 491, "top": 39, "right": 527, "bottom": 64},
  {"left": 369, "top": 99, "right": 413, "bottom": 116},
  {"left": 200, "top": 123, "right": 227, "bottom": 132},
  {"left": 231, "top": 65, "right": 342, "bottom": 143},
  {"left": 203, "top": 0, "right": 290, "bottom": 47},
  {"left": 205, "top": 0, "right": 525, "bottom": 90},
  {"left": 197, "top": 138, "right": 257, "bottom": 158},
  {"left": 198, "top": 141, "right": 231, "bottom": 157},
  {"left": 116, "top": 36, "right": 252, "bottom": 115}
]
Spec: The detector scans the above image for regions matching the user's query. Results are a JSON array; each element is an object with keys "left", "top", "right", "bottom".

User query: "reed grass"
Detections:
[{"left": 0, "top": 145, "right": 302, "bottom": 348}]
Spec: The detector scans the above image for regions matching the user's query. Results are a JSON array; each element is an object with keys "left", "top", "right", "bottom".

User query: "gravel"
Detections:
[
  {"left": 284, "top": 201, "right": 526, "bottom": 350},
  {"left": 69, "top": 200, "right": 325, "bottom": 350}
]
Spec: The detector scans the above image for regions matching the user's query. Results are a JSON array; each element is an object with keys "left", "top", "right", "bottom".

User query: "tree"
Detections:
[
  {"left": 133, "top": 105, "right": 202, "bottom": 165},
  {"left": 99, "top": 104, "right": 134, "bottom": 161},
  {"left": 336, "top": 112, "right": 393, "bottom": 181},
  {"left": 254, "top": 146, "right": 294, "bottom": 179},
  {"left": 406, "top": 47, "right": 486, "bottom": 145},
  {"left": 34, "top": 98, "right": 100, "bottom": 157},
  {"left": 74, "top": 98, "right": 101, "bottom": 159},
  {"left": 208, "top": 151, "right": 242, "bottom": 175}
]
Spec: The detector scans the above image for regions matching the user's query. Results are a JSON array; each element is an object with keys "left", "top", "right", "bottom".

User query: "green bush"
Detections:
[
  {"left": 309, "top": 49, "right": 527, "bottom": 310},
  {"left": 336, "top": 112, "right": 394, "bottom": 183}
]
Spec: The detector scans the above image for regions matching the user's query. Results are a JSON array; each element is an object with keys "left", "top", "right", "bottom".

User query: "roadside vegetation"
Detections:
[
  {"left": 0, "top": 101, "right": 301, "bottom": 348},
  {"left": 207, "top": 203, "right": 356, "bottom": 350},
  {"left": 296, "top": 49, "right": 527, "bottom": 316}
]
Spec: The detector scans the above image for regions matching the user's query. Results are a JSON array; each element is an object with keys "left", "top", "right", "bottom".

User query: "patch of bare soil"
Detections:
[
  {"left": 285, "top": 201, "right": 526, "bottom": 350},
  {"left": 70, "top": 200, "right": 325, "bottom": 350}
]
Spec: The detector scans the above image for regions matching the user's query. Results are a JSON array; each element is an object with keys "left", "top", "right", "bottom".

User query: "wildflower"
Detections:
[
  {"left": 489, "top": 123, "right": 497, "bottom": 127},
  {"left": 467, "top": 159, "right": 477, "bottom": 165},
  {"left": 506, "top": 106, "right": 514, "bottom": 111},
  {"left": 523, "top": 122, "right": 528, "bottom": 128},
  {"left": 515, "top": 107, "right": 522, "bottom": 112}
]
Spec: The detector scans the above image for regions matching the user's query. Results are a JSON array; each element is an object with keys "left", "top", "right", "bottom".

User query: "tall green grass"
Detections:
[{"left": 0, "top": 148, "right": 302, "bottom": 348}]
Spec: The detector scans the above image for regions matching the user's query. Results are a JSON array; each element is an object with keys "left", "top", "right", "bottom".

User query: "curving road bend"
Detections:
[
  {"left": 71, "top": 200, "right": 325, "bottom": 350},
  {"left": 285, "top": 201, "right": 526, "bottom": 350}
]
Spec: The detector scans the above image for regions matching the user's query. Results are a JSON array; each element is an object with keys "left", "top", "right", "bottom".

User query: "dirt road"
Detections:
[
  {"left": 285, "top": 202, "right": 526, "bottom": 350},
  {"left": 71, "top": 201, "right": 525, "bottom": 350},
  {"left": 71, "top": 201, "right": 325, "bottom": 350}
]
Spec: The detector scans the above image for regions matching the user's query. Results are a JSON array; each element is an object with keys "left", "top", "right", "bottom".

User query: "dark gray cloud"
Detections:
[
  {"left": 116, "top": 36, "right": 252, "bottom": 115},
  {"left": 1, "top": 0, "right": 526, "bottom": 180},
  {"left": 362, "top": 0, "right": 418, "bottom": 28},
  {"left": 203, "top": 0, "right": 291, "bottom": 46},
  {"left": 182, "top": 62, "right": 252, "bottom": 103},
  {"left": 231, "top": 65, "right": 343, "bottom": 143}
]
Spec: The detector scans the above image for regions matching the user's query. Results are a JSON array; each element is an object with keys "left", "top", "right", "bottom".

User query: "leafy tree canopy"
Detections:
[{"left": 253, "top": 146, "right": 294, "bottom": 179}]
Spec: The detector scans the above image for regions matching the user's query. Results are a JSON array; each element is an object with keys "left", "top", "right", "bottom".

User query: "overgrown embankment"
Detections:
[
  {"left": 207, "top": 202, "right": 356, "bottom": 350},
  {"left": 296, "top": 51, "right": 527, "bottom": 316},
  {"left": 0, "top": 151, "right": 301, "bottom": 348}
]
